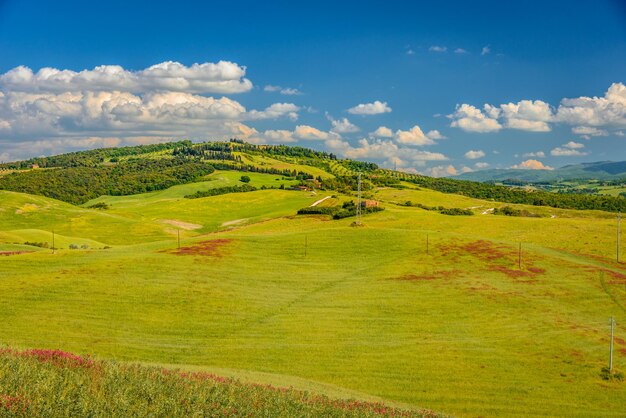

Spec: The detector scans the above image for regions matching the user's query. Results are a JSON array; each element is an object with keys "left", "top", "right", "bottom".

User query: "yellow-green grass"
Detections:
[
  {"left": 85, "top": 189, "right": 325, "bottom": 240},
  {"left": 370, "top": 188, "right": 622, "bottom": 260},
  {"left": 597, "top": 186, "right": 626, "bottom": 196},
  {"left": 1, "top": 177, "right": 326, "bottom": 246},
  {"left": 1, "top": 194, "right": 625, "bottom": 417},
  {"left": 82, "top": 170, "right": 301, "bottom": 208},
  {"left": 0, "top": 190, "right": 169, "bottom": 246},
  {"left": 375, "top": 186, "right": 617, "bottom": 219}
]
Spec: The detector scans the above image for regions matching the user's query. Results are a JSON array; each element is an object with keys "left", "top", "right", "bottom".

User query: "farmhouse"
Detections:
[{"left": 290, "top": 185, "right": 311, "bottom": 191}]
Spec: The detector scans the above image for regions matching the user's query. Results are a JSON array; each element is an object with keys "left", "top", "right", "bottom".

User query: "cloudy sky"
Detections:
[{"left": 0, "top": 0, "right": 625, "bottom": 176}]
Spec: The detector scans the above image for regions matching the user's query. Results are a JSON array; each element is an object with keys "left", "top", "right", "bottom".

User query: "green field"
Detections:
[{"left": 1, "top": 143, "right": 626, "bottom": 417}]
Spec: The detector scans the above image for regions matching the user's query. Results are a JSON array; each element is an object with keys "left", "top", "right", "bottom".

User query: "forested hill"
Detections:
[
  {"left": 454, "top": 160, "right": 626, "bottom": 182},
  {"left": 1, "top": 140, "right": 625, "bottom": 212}
]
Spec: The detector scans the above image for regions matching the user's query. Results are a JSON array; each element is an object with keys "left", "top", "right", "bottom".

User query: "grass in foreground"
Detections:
[{"left": 0, "top": 348, "right": 440, "bottom": 417}]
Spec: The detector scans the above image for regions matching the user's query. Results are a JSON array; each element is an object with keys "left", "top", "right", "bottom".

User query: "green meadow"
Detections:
[{"left": 1, "top": 165, "right": 625, "bottom": 417}]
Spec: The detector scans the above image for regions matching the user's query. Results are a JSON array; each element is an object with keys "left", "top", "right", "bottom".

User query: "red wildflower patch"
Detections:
[
  {"left": 161, "top": 239, "right": 232, "bottom": 257},
  {"left": 0, "top": 394, "right": 28, "bottom": 412},
  {"left": 177, "top": 371, "right": 233, "bottom": 384},
  {"left": 2, "top": 348, "right": 97, "bottom": 369},
  {"left": 0, "top": 251, "right": 33, "bottom": 256}
]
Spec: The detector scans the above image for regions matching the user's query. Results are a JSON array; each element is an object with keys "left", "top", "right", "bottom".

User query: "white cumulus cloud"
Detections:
[
  {"left": 550, "top": 141, "right": 588, "bottom": 156},
  {"left": 395, "top": 125, "right": 435, "bottom": 146},
  {"left": 464, "top": 150, "right": 485, "bottom": 159},
  {"left": 370, "top": 126, "right": 394, "bottom": 138},
  {"left": 263, "top": 85, "right": 302, "bottom": 95},
  {"left": 246, "top": 103, "right": 300, "bottom": 120},
  {"left": 0, "top": 61, "right": 253, "bottom": 94},
  {"left": 428, "top": 165, "right": 457, "bottom": 177},
  {"left": 0, "top": 61, "right": 305, "bottom": 160},
  {"left": 347, "top": 100, "right": 392, "bottom": 115},
  {"left": 511, "top": 159, "right": 554, "bottom": 170},
  {"left": 451, "top": 83, "right": 626, "bottom": 136},
  {"left": 330, "top": 117, "right": 360, "bottom": 134},
  {"left": 522, "top": 151, "right": 545, "bottom": 158},
  {"left": 449, "top": 104, "right": 502, "bottom": 133}
]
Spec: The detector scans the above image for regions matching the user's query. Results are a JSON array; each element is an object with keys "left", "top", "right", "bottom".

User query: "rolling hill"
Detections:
[
  {"left": 454, "top": 160, "right": 626, "bottom": 182},
  {"left": 1, "top": 141, "right": 625, "bottom": 417}
]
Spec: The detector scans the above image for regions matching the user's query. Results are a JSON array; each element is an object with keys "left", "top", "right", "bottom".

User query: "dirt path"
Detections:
[
  {"left": 161, "top": 219, "right": 203, "bottom": 230},
  {"left": 310, "top": 196, "right": 331, "bottom": 207}
]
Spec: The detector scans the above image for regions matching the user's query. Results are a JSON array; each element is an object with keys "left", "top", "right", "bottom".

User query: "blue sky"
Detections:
[{"left": 0, "top": 0, "right": 625, "bottom": 175}]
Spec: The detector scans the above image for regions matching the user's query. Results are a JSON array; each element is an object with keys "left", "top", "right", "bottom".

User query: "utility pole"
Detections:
[
  {"left": 518, "top": 242, "right": 522, "bottom": 270},
  {"left": 609, "top": 316, "right": 615, "bottom": 372},
  {"left": 355, "top": 172, "right": 362, "bottom": 226}
]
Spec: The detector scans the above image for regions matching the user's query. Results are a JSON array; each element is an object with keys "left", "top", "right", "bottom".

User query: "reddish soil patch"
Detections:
[
  {"left": 585, "top": 266, "right": 626, "bottom": 284},
  {"left": 393, "top": 274, "right": 438, "bottom": 281},
  {"left": 443, "top": 240, "right": 545, "bottom": 281},
  {"left": 0, "top": 251, "right": 33, "bottom": 256},
  {"left": 620, "top": 348, "right": 626, "bottom": 356},
  {"left": 460, "top": 240, "right": 517, "bottom": 262},
  {"left": 162, "top": 239, "right": 232, "bottom": 257},
  {"left": 466, "top": 283, "right": 497, "bottom": 292},
  {"left": 570, "top": 350, "right": 583, "bottom": 359},
  {"left": 487, "top": 265, "right": 538, "bottom": 281},
  {"left": 390, "top": 270, "right": 461, "bottom": 282},
  {"left": 615, "top": 337, "right": 626, "bottom": 346}
]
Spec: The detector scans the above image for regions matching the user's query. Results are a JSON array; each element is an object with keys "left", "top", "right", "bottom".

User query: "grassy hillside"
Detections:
[
  {"left": 2, "top": 197, "right": 626, "bottom": 416},
  {"left": 1, "top": 142, "right": 625, "bottom": 417}
]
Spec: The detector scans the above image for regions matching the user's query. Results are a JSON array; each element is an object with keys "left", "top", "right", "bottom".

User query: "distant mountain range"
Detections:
[{"left": 454, "top": 161, "right": 626, "bottom": 182}]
